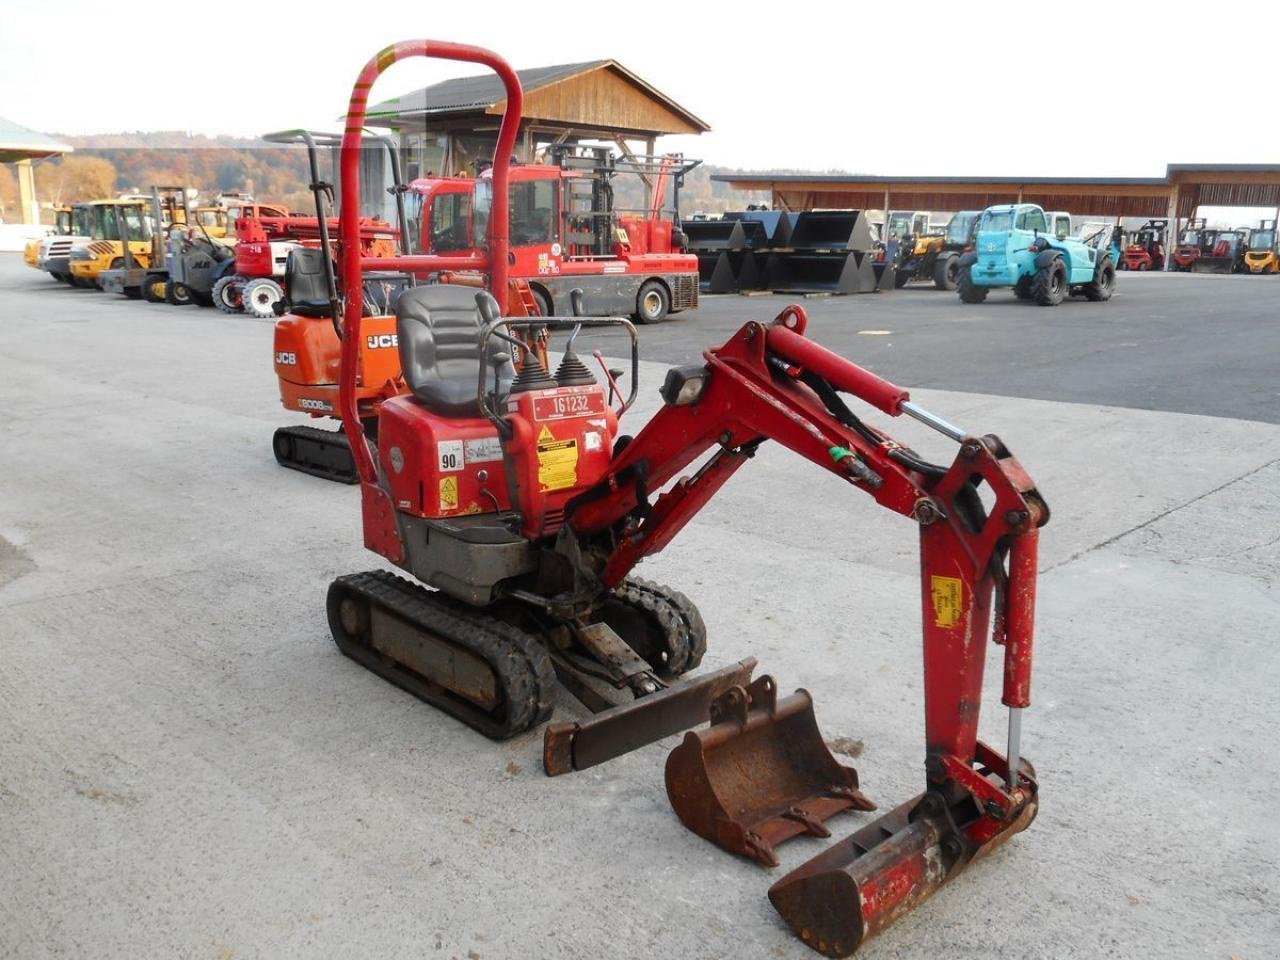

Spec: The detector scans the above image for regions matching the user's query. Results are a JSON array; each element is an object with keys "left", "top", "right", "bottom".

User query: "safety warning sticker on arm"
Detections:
[{"left": 930, "top": 575, "right": 963, "bottom": 628}]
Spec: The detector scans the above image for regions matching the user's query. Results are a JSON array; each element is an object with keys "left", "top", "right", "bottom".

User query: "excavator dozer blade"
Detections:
[
  {"left": 664, "top": 676, "right": 875, "bottom": 867},
  {"left": 542, "top": 658, "right": 756, "bottom": 776},
  {"left": 768, "top": 775, "right": 1039, "bottom": 958}
]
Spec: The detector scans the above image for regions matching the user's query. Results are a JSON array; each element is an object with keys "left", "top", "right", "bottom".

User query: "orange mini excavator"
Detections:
[
  {"left": 317, "top": 40, "right": 1050, "bottom": 957},
  {"left": 268, "top": 129, "right": 545, "bottom": 483}
]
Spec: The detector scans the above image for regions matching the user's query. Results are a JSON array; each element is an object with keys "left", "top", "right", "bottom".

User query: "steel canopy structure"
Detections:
[{"left": 0, "top": 116, "right": 72, "bottom": 225}]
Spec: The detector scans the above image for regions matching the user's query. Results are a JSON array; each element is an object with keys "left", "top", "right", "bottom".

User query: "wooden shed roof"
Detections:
[
  {"left": 365, "top": 60, "right": 710, "bottom": 138},
  {"left": 714, "top": 166, "right": 1280, "bottom": 219}
]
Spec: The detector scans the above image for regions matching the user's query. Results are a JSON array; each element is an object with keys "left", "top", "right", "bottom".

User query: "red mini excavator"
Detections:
[{"left": 324, "top": 41, "right": 1049, "bottom": 957}]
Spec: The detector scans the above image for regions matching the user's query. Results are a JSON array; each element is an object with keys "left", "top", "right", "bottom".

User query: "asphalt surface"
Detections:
[
  {"left": 604, "top": 272, "right": 1280, "bottom": 424},
  {"left": 1, "top": 255, "right": 1278, "bottom": 960}
]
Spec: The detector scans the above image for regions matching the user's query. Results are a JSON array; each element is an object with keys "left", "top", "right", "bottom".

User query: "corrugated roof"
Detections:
[
  {"left": 367, "top": 61, "right": 607, "bottom": 119},
  {"left": 0, "top": 116, "right": 72, "bottom": 161}
]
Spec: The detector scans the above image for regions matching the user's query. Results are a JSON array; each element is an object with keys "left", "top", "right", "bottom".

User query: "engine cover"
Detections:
[
  {"left": 377, "top": 381, "right": 618, "bottom": 540},
  {"left": 504, "top": 382, "right": 618, "bottom": 539}
]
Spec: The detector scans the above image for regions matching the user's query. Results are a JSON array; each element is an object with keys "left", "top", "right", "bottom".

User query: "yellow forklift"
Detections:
[{"left": 1243, "top": 219, "right": 1279, "bottom": 274}]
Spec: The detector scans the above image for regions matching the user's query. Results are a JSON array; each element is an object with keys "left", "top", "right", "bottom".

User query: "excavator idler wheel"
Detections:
[
  {"left": 327, "top": 570, "right": 556, "bottom": 740},
  {"left": 597, "top": 577, "right": 706, "bottom": 679}
]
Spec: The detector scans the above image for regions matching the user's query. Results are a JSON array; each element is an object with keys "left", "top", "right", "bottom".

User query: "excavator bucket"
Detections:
[
  {"left": 664, "top": 676, "right": 875, "bottom": 867},
  {"left": 768, "top": 763, "right": 1039, "bottom": 958}
]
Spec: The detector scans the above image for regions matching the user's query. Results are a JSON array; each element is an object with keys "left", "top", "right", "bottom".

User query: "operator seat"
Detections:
[
  {"left": 396, "top": 284, "right": 512, "bottom": 416},
  {"left": 284, "top": 248, "right": 332, "bottom": 317},
  {"left": 283, "top": 248, "right": 411, "bottom": 318}
]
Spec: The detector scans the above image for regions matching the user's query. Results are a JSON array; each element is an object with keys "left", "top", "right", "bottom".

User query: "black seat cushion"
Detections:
[
  {"left": 286, "top": 248, "right": 411, "bottom": 319},
  {"left": 396, "top": 285, "right": 511, "bottom": 416},
  {"left": 284, "top": 247, "right": 332, "bottom": 318}
]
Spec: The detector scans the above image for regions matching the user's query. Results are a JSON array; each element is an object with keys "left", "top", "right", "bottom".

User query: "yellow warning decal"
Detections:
[
  {"left": 536, "top": 424, "right": 579, "bottom": 492},
  {"left": 931, "top": 576, "right": 963, "bottom": 629},
  {"left": 439, "top": 476, "right": 459, "bottom": 512}
]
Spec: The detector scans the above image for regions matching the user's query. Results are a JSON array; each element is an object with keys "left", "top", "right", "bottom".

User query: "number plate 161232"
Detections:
[{"left": 533, "top": 392, "right": 605, "bottom": 421}]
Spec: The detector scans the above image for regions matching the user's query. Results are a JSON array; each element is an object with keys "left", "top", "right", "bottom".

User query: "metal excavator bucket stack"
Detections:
[{"left": 665, "top": 676, "right": 875, "bottom": 867}]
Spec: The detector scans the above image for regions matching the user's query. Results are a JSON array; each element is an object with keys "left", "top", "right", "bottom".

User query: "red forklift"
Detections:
[
  {"left": 1120, "top": 219, "right": 1167, "bottom": 271},
  {"left": 1170, "top": 219, "right": 1208, "bottom": 270},
  {"left": 406, "top": 147, "right": 700, "bottom": 323}
]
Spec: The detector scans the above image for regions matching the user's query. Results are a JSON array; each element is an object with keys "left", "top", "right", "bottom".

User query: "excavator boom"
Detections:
[{"left": 556, "top": 304, "right": 1047, "bottom": 954}]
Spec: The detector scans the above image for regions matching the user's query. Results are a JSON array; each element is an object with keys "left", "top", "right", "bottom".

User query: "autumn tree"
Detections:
[{"left": 35, "top": 156, "right": 118, "bottom": 204}]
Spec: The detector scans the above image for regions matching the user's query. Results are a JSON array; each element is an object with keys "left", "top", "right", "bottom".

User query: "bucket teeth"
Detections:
[
  {"left": 781, "top": 806, "right": 833, "bottom": 838},
  {"left": 664, "top": 675, "right": 875, "bottom": 867}
]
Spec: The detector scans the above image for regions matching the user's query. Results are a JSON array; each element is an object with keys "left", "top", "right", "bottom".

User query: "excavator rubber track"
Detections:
[
  {"left": 600, "top": 577, "right": 707, "bottom": 678},
  {"left": 273, "top": 424, "right": 359, "bottom": 484},
  {"left": 327, "top": 570, "right": 556, "bottom": 740}
]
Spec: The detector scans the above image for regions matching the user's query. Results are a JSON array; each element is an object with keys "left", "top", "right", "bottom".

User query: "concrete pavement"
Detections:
[{"left": 1, "top": 256, "right": 1277, "bottom": 959}]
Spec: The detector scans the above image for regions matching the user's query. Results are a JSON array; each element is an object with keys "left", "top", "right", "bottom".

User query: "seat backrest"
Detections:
[
  {"left": 396, "top": 285, "right": 512, "bottom": 416},
  {"left": 285, "top": 247, "right": 333, "bottom": 317}
]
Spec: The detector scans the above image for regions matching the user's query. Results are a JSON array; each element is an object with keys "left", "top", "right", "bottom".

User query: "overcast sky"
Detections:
[{"left": 3, "top": 1, "right": 1277, "bottom": 177}]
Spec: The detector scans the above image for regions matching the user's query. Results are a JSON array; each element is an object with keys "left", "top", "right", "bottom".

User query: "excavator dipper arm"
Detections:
[{"left": 565, "top": 305, "right": 1048, "bottom": 955}]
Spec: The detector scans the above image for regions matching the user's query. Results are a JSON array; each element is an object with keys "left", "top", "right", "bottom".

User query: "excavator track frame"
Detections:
[
  {"left": 327, "top": 570, "right": 556, "bottom": 740},
  {"left": 273, "top": 424, "right": 359, "bottom": 484}
]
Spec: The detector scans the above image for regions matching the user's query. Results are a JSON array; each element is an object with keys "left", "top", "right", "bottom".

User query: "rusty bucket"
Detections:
[
  {"left": 768, "top": 767, "right": 1039, "bottom": 957},
  {"left": 664, "top": 676, "right": 875, "bottom": 867}
]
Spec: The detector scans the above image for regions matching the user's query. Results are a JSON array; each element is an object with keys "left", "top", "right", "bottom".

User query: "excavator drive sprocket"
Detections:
[
  {"left": 598, "top": 577, "right": 707, "bottom": 679},
  {"left": 327, "top": 570, "right": 556, "bottom": 740},
  {"left": 273, "top": 424, "right": 359, "bottom": 484}
]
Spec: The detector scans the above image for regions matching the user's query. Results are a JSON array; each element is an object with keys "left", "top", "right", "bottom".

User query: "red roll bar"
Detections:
[{"left": 337, "top": 40, "right": 524, "bottom": 485}]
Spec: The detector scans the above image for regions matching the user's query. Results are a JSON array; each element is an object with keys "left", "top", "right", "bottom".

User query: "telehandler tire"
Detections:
[
  {"left": 957, "top": 265, "right": 987, "bottom": 303},
  {"left": 1083, "top": 258, "right": 1116, "bottom": 302},
  {"left": 1013, "top": 276, "right": 1034, "bottom": 300},
  {"left": 934, "top": 254, "right": 959, "bottom": 291},
  {"left": 1031, "top": 257, "right": 1067, "bottom": 306}
]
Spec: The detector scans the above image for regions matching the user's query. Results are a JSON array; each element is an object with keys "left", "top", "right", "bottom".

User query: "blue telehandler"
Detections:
[{"left": 957, "top": 203, "right": 1116, "bottom": 306}]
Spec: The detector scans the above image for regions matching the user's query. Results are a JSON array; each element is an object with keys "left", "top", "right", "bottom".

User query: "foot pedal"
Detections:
[{"left": 664, "top": 676, "right": 875, "bottom": 867}]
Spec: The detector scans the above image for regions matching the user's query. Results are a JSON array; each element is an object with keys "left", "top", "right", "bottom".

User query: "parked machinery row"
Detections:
[{"left": 24, "top": 138, "right": 706, "bottom": 325}]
